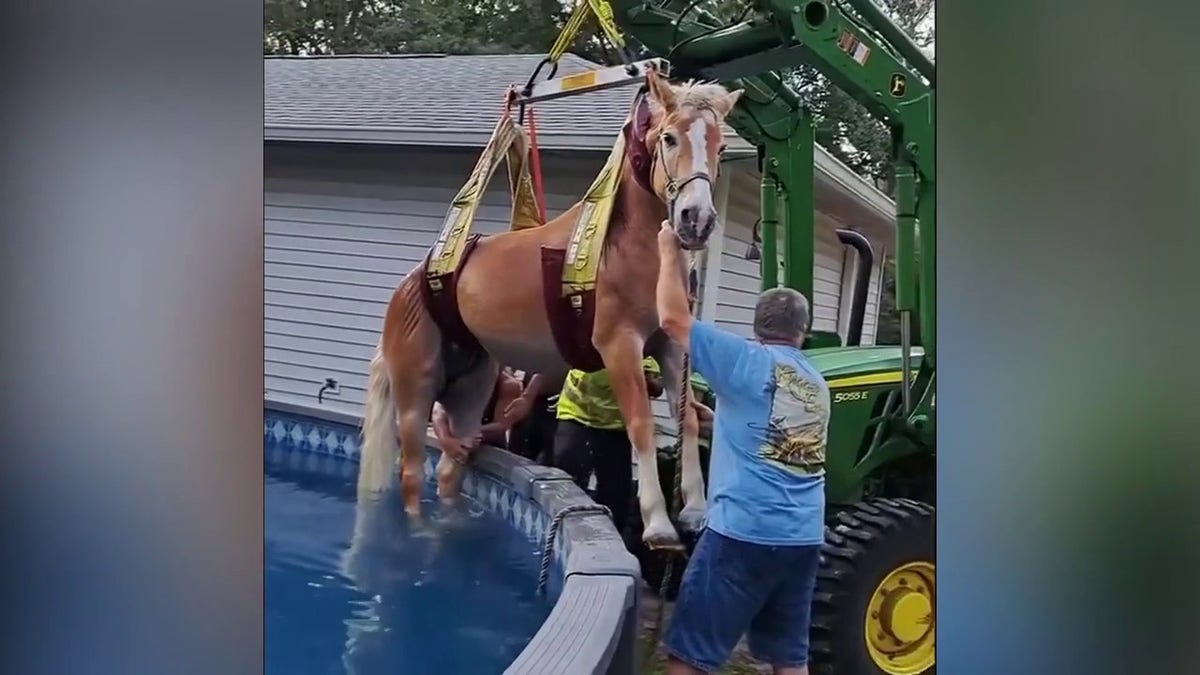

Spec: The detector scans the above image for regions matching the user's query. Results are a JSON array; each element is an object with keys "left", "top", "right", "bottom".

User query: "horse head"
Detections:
[{"left": 643, "top": 68, "right": 742, "bottom": 251}]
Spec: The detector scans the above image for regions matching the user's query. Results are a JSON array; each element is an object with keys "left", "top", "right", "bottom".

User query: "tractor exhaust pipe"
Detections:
[{"left": 836, "top": 228, "right": 874, "bottom": 347}]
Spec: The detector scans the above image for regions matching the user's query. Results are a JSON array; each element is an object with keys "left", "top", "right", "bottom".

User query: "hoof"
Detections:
[
  {"left": 677, "top": 503, "right": 707, "bottom": 533},
  {"left": 642, "top": 518, "right": 684, "bottom": 552}
]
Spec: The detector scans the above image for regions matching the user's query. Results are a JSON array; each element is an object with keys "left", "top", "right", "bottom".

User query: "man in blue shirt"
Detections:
[{"left": 655, "top": 223, "right": 831, "bottom": 675}]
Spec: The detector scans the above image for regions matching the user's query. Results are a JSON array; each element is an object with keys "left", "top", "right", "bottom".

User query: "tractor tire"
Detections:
[{"left": 810, "top": 498, "right": 936, "bottom": 675}]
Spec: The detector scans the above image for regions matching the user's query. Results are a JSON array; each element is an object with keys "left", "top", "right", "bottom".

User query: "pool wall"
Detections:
[{"left": 265, "top": 400, "right": 641, "bottom": 675}]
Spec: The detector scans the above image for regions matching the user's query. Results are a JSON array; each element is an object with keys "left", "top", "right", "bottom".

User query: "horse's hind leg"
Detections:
[
  {"left": 365, "top": 274, "right": 442, "bottom": 515},
  {"left": 435, "top": 358, "right": 500, "bottom": 504},
  {"left": 391, "top": 358, "right": 438, "bottom": 516}
]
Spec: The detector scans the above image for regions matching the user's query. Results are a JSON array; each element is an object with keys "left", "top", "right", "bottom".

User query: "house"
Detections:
[{"left": 264, "top": 53, "right": 896, "bottom": 428}]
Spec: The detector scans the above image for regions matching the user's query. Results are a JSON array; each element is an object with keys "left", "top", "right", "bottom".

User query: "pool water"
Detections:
[{"left": 265, "top": 454, "right": 552, "bottom": 675}]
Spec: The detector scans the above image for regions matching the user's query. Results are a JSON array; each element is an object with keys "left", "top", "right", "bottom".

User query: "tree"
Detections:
[
  {"left": 874, "top": 255, "right": 922, "bottom": 347},
  {"left": 264, "top": 1, "right": 571, "bottom": 56},
  {"left": 263, "top": 0, "right": 387, "bottom": 55},
  {"left": 782, "top": 0, "right": 935, "bottom": 194}
]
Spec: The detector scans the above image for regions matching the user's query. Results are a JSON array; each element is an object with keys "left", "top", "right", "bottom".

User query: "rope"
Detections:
[
  {"left": 524, "top": 106, "right": 547, "bottom": 224},
  {"left": 548, "top": 2, "right": 590, "bottom": 62},
  {"left": 548, "top": 0, "right": 626, "bottom": 64},
  {"left": 536, "top": 502, "right": 613, "bottom": 595}
]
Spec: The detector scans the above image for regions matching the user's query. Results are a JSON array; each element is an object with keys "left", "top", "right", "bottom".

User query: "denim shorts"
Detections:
[{"left": 664, "top": 528, "right": 821, "bottom": 671}]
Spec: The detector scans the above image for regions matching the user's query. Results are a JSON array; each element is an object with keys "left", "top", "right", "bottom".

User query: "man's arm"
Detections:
[
  {"left": 656, "top": 222, "right": 694, "bottom": 349},
  {"left": 432, "top": 403, "right": 452, "bottom": 441},
  {"left": 691, "top": 396, "right": 714, "bottom": 426},
  {"left": 479, "top": 373, "right": 526, "bottom": 432},
  {"left": 502, "top": 371, "right": 565, "bottom": 422},
  {"left": 656, "top": 221, "right": 766, "bottom": 396},
  {"left": 431, "top": 403, "right": 468, "bottom": 463},
  {"left": 524, "top": 372, "right": 566, "bottom": 400}
]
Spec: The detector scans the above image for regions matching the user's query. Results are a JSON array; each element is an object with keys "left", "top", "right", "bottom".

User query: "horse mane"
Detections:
[{"left": 671, "top": 79, "right": 734, "bottom": 115}]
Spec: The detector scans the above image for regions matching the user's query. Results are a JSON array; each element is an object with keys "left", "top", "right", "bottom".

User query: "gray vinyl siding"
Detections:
[
  {"left": 837, "top": 222, "right": 886, "bottom": 346},
  {"left": 716, "top": 168, "right": 845, "bottom": 338},
  {"left": 713, "top": 166, "right": 889, "bottom": 345},
  {"left": 265, "top": 142, "right": 601, "bottom": 418}
]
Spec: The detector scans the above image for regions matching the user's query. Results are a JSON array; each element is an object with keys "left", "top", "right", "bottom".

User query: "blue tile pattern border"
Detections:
[
  {"left": 264, "top": 409, "right": 361, "bottom": 458},
  {"left": 264, "top": 399, "right": 640, "bottom": 675},
  {"left": 263, "top": 405, "right": 566, "bottom": 574},
  {"left": 461, "top": 472, "right": 558, "bottom": 566}
]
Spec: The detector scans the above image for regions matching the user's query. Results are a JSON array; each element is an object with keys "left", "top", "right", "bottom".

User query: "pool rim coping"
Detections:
[{"left": 264, "top": 399, "right": 641, "bottom": 675}]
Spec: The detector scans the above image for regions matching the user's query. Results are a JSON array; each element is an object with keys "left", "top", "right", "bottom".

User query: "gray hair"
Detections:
[{"left": 752, "top": 288, "right": 810, "bottom": 344}]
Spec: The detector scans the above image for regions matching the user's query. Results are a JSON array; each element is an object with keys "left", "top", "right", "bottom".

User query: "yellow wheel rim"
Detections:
[{"left": 864, "top": 561, "right": 935, "bottom": 674}]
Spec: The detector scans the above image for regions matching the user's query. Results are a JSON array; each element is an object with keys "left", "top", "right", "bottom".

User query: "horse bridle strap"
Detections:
[
  {"left": 657, "top": 142, "right": 714, "bottom": 222},
  {"left": 624, "top": 89, "right": 718, "bottom": 220}
]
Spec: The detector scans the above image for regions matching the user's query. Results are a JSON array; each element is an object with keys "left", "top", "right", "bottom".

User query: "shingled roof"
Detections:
[
  {"left": 264, "top": 53, "right": 757, "bottom": 151},
  {"left": 264, "top": 53, "right": 894, "bottom": 214}
]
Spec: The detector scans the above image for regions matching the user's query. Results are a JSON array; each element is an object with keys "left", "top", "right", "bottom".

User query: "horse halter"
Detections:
[{"left": 654, "top": 122, "right": 719, "bottom": 225}]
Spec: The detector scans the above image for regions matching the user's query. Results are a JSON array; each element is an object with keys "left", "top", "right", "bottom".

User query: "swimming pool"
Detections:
[
  {"left": 266, "top": 452, "right": 552, "bottom": 674},
  {"left": 264, "top": 402, "right": 641, "bottom": 675}
]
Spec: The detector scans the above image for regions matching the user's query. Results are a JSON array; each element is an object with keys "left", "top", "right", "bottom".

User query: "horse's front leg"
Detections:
[
  {"left": 595, "top": 333, "right": 682, "bottom": 551},
  {"left": 654, "top": 340, "right": 706, "bottom": 533}
]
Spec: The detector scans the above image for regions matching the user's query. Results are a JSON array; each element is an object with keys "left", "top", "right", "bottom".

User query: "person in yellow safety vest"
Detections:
[
  {"left": 552, "top": 357, "right": 663, "bottom": 539},
  {"left": 690, "top": 371, "right": 715, "bottom": 461}
]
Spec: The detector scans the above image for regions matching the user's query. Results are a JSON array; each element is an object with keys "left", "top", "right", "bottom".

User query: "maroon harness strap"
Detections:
[
  {"left": 541, "top": 247, "right": 606, "bottom": 373},
  {"left": 419, "top": 233, "right": 486, "bottom": 354},
  {"left": 624, "top": 92, "right": 655, "bottom": 194}
]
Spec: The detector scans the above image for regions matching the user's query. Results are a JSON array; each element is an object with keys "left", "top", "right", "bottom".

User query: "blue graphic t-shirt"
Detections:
[{"left": 689, "top": 321, "right": 831, "bottom": 546}]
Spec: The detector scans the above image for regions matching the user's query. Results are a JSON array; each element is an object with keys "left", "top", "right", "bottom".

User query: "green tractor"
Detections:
[{"left": 612, "top": 1, "right": 936, "bottom": 673}]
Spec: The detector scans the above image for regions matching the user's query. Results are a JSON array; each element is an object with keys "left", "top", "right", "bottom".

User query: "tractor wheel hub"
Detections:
[{"left": 864, "top": 561, "right": 936, "bottom": 675}]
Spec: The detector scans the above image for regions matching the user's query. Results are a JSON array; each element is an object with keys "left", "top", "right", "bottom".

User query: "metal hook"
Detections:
[{"left": 517, "top": 57, "right": 561, "bottom": 126}]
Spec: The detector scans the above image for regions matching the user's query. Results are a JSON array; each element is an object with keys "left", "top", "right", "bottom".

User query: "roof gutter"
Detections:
[{"left": 265, "top": 124, "right": 895, "bottom": 218}]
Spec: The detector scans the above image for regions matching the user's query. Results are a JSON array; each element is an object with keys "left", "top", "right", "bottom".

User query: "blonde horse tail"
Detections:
[{"left": 357, "top": 341, "right": 398, "bottom": 493}]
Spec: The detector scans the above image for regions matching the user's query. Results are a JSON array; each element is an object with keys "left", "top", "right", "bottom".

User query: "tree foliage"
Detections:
[
  {"left": 781, "top": 0, "right": 934, "bottom": 193},
  {"left": 874, "top": 251, "right": 921, "bottom": 347},
  {"left": 264, "top": 1, "right": 567, "bottom": 56}
]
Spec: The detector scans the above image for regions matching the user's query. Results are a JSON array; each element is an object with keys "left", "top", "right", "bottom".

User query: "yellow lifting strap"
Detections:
[
  {"left": 560, "top": 91, "right": 641, "bottom": 296},
  {"left": 547, "top": 0, "right": 626, "bottom": 64},
  {"left": 426, "top": 111, "right": 542, "bottom": 279},
  {"left": 506, "top": 126, "right": 543, "bottom": 232}
]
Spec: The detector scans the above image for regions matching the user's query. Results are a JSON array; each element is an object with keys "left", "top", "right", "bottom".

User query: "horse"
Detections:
[{"left": 357, "top": 69, "right": 742, "bottom": 550}]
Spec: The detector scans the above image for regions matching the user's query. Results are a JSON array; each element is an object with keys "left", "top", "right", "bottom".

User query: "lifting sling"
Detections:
[
  {"left": 420, "top": 3, "right": 665, "bottom": 368},
  {"left": 421, "top": 98, "right": 544, "bottom": 353}
]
